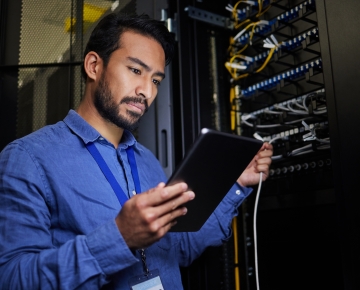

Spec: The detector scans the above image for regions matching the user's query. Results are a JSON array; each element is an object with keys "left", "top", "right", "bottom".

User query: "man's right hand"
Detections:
[{"left": 115, "top": 182, "right": 194, "bottom": 250}]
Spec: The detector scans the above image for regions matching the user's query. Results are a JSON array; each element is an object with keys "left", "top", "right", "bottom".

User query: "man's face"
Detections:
[{"left": 94, "top": 30, "right": 166, "bottom": 131}]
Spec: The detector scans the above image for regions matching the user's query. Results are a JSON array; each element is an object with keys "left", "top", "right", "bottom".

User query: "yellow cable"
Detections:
[
  {"left": 227, "top": 54, "right": 241, "bottom": 77},
  {"left": 228, "top": 37, "right": 234, "bottom": 53},
  {"left": 257, "top": 3, "right": 272, "bottom": 17},
  {"left": 255, "top": 47, "right": 276, "bottom": 73},
  {"left": 235, "top": 44, "right": 249, "bottom": 56},
  {"left": 225, "top": 54, "right": 250, "bottom": 80},
  {"left": 249, "top": 22, "right": 259, "bottom": 44},
  {"left": 235, "top": 18, "right": 251, "bottom": 30},
  {"left": 230, "top": 86, "right": 236, "bottom": 131},
  {"left": 230, "top": 85, "right": 240, "bottom": 284},
  {"left": 236, "top": 21, "right": 260, "bottom": 45},
  {"left": 233, "top": 73, "right": 249, "bottom": 81},
  {"left": 226, "top": 14, "right": 279, "bottom": 81},
  {"left": 233, "top": 1, "right": 244, "bottom": 27},
  {"left": 243, "top": 21, "right": 260, "bottom": 35},
  {"left": 256, "top": 0, "right": 263, "bottom": 17},
  {"left": 233, "top": 217, "right": 240, "bottom": 290},
  {"left": 235, "top": 0, "right": 272, "bottom": 29},
  {"left": 226, "top": 43, "right": 279, "bottom": 80}
]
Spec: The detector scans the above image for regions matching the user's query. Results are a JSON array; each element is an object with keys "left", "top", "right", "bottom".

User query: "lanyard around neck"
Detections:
[{"left": 85, "top": 142, "right": 141, "bottom": 207}]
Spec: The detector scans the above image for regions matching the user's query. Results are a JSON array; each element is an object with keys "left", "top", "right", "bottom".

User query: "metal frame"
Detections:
[{"left": 317, "top": 0, "right": 360, "bottom": 288}]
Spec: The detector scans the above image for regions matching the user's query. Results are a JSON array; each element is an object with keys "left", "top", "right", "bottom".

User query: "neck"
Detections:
[{"left": 77, "top": 99, "right": 124, "bottom": 149}]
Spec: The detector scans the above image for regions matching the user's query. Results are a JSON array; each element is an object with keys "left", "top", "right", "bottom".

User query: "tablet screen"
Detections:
[{"left": 167, "top": 128, "right": 263, "bottom": 232}]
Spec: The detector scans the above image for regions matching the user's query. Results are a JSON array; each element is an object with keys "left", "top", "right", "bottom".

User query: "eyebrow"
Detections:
[{"left": 127, "top": 56, "right": 166, "bottom": 79}]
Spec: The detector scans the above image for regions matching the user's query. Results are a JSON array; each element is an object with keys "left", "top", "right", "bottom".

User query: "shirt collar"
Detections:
[{"left": 63, "top": 109, "right": 139, "bottom": 149}]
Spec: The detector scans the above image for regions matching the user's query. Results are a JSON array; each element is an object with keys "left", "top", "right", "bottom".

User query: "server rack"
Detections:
[{"left": 169, "top": 0, "right": 360, "bottom": 289}]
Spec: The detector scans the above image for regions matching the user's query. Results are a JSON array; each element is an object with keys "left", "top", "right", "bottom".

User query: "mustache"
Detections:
[{"left": 120, "top": 96, "right": 148, "bottom": 110}]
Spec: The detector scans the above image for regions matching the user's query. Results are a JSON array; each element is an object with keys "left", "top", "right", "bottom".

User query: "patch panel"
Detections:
[
  {"left": 242, "top": 89, "right": 325, "bottom": 117},
  {"left": 269, "top": 157, "right": 332, "bottom": 176},
  {"left": 234, "top": 26, "right": 318, "bottom": 69},
  {"left": 227, "top": 0, "right": 273, "bottom": 22},
  {"left": 235, "top": 0, "right": 316, "bottom": 45},
  {"left": 240, "top": 58, "right": 322, "bottom": 97}
]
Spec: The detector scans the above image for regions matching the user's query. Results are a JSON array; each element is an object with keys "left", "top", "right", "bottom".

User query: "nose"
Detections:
[{"left": 135, "top": 78, "right": 154, "bottom": 100}]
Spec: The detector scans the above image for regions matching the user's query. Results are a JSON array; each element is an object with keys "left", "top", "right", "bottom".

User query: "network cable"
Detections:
[{"left": 251, "top": 133, "right": 278, "bottom": 290}]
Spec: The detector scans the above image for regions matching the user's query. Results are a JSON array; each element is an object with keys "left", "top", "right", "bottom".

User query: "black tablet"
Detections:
[{"left": 167, "top": 128, "right": 263, "bottom": 232}]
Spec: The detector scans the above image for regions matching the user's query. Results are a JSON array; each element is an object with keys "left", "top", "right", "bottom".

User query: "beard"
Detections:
[{"left": 94, "top": 74, "right": 148, "bottom": 131}]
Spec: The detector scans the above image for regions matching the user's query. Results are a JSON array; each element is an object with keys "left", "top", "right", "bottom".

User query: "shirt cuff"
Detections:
[
  {"left": 223, "top": 182, "right": 253, "bottom": 207},
  {"left": 86, "top": 219, "right": 138, "bottom": 275}
]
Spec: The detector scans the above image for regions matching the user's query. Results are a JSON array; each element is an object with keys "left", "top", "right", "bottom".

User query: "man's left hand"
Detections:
[{"left": 237, "top": 142, "right": 273, "bottom": 187}]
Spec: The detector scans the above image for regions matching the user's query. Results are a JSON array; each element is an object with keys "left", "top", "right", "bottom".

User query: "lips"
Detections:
[{"left": 126, "top": 101, "right": 145, "bottom": 113}]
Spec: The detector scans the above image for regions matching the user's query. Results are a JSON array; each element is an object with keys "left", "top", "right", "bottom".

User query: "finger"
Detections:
[
  {"left": 250, "top": 147, "right": 273, "bottom": 164},
  {"left": 153, "top": 190, "right": 195, "bottom": 218},
  {"left": 263, "top": 142, "right": 273, "bottom": 150},
  {"left": 156, "top": 205, "right": 189, "bottom": 231},
  {"left": 257, "top": 164, "right": 270, "bottom": 174},
  {"left": 144, "top": 182, "right": 189, "bottom": 206},
  {"left": 258, "top": 142, "right": 271, "bottom": 152},
  {"left": 258, "top": 148, "right": 273, "bottom": 158},
  {"left": 156, "top": 182, "right": 166, "bottom": 188},
  {"left": 257, "top": 156, "right": 272, "bottom": 165}
]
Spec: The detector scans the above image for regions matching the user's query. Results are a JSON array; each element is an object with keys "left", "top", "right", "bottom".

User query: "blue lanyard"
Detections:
[{"left": 85, "top": 142, "right": 141, "bottom": 207}]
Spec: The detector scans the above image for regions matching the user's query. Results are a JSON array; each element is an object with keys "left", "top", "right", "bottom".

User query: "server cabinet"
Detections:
[{"left": 169, "top": 0, "right": 360, "bottom": 289}]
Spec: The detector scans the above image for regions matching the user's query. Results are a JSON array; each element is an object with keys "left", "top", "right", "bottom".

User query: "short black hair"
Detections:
[{"left": 81, "top": 13, "right": 175, "bottom": 80}]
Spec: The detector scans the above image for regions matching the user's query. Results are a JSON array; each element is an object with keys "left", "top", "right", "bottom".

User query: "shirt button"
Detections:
[
  {"left": 235, "top": 190, "right": 241, "bottom": 195},
  {"left": 99, "top": 137, "right": 104, "bottom": 140}
]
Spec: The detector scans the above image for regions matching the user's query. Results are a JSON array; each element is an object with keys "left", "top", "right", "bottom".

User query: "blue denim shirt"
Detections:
[{"left": 0, "top": 110, "right": 252, "bottom": 289}]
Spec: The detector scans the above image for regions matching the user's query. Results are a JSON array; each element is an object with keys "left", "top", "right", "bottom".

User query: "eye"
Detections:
[
  {"left": 152, "top": 79, "right": 161, "bottom": 86},
  {"left": 130, "top": 67, "right": 141, "bottom": 74}
]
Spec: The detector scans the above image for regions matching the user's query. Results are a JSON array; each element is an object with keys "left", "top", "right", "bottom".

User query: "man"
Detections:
[{"left": 0, "top": 13, "right": 273, "bottom": 289}]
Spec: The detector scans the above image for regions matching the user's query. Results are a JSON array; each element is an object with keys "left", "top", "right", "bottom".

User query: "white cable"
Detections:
[
  {"left": 263, "top": 109, "right": 283, "bottom": 115},
  {"left": 291, "top": 144, "right": 312, "bottom": 154},
  {"left": 244, "top": 0, "right": 256, "bottom": 5},
  {"left": 242, "top": 115, "right": 312, "bottom": 128},
  {"left": 253, "top": 171, "right": 263, "bottom": 290},
  {"left": 271, "top": 155, "right": 283, "bottom": 160},
  {"left": 294, "top": 101, "right": 306, "bottom": 110},
  {"left": 270, "top": 34, "right": 279, "bottom": 46},
  {"left": 263, "top": 43, "right": 275, "bottom": 49},
  {"left": 263, "top": 38, "right": 272, "bottom": 45},
  {"left": 302, "top": 95, "right": 327, "bottom": 115},
  {"left": 251, "top": 132, "right": 330, "bottom": 289},
  {"left": 291, "top": 145, "right": 330, "bottom": 156},
  {"left": 273, "top": 104, "right": 291, "bottom": 111},
  {"left": 313, "top": 109, "right": 327, "bottom": 115},
  {"left": 234, "top": 27, "right": 249, "bottom": 41},
  {"left": 226, "top": 62, "right": 248, "bottom": 70},
  {"left": 287, "top": 102, "right": 308, "bottom": 115},
  {"left": 285, "top": 117, "right": 312, "bottom": 125},
  {"left": 234, "top": 21, "right": 268, "bottom": 41},
  {"left": 302, "top": 96, "right": 309, "bottom": 112},
  {"left": 316, "top": 138, "right": 330, "bottom": 144},
  {"left": 242, "top": 119, "right": 281, "bottom": 128},
  {"left": 268, "top": 136, "right": 283, "bottom": 144},
  {"left": 252, "top": 134, "right": 277, "bottom": 290}
]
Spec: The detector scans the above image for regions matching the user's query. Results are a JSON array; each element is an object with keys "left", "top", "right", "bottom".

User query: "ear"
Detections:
[{"left": 83, "top": 51, "right": 103, "bottom": 81}]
